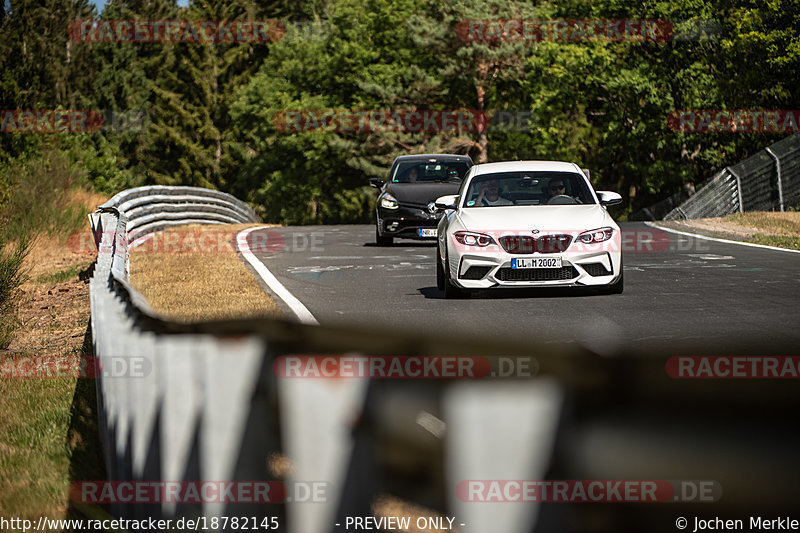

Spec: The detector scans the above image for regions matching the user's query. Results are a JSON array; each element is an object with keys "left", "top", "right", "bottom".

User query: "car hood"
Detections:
[
  {"left": 457, "top": 204, "right": 616, "bottom": 233},
  {"left": 385, "top": 182, "right": 462, "bottom": 207}
]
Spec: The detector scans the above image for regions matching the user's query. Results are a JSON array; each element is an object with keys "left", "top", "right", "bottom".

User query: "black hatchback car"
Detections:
[{"left": 370, "top": 154, "right": 473, "bottom": 245}]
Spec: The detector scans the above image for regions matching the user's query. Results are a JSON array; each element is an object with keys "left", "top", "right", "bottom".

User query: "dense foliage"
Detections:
[{"left": 1, "top": 0, "right": 798, "bottom": 223}]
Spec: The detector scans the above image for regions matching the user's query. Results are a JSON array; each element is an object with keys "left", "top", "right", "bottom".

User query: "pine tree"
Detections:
[
  {"left": 0, "top": 0, "right": 96, "bottom": 160},
  {"left": 139, "top": 0, "right": 296, "bottom": 188},
  {"left": 409, "top": 0, "right": 543, "bottom": 162},
  {"left": 230, "top": 0, "right": 453, "bottom": 223}
]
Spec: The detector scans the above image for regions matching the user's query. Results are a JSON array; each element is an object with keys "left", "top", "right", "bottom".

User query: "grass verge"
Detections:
[
  {"left": 129, "top": 224, "right": 282, "bottom": 322},
  {"left": 0, "top": 182, "right": 106, "bottom": 521},
  {"left": 657, "top": 211, "right": 800, "bottom": 250},
  {"left": 0, "top": 234, "right": 33, "bottom": 348},
  {"left": 0, "top": 235, "right": 102, "bottom": 521},
  {"left": 0, "top": 149, "right": 96, "bottom": 243},
  {"left": 2, "top": 218, "right": 280, "bottom": 519}
]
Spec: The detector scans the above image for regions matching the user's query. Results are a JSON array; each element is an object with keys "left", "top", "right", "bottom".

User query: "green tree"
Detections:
[
  {"left": 138, "top": 0, "right": 301, "bottom": 188},
  {"left": 0, "top": 0, "right": 96, "bottom": 162},
  {"left": 519, "top": 0, "right": 739, "bottom": 212},
  {"left": 231, "top": 0, "right": 457, "bottom": 223},
  {"left": 410, "top": 0, "right": 545, "bottom": 162}
]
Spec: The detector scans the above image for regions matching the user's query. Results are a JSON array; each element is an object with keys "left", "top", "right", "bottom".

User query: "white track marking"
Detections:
[
  {"left": 236, "top": 227, "right": 319, "bottom": 325},
  {"left": 646, "top": 222, "right": 800, "bottom": 254}
]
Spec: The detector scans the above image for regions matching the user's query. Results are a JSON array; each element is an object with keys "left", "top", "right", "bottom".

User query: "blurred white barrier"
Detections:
[{"left": 87, "top": 186, "right": 800, "bottom": 533}]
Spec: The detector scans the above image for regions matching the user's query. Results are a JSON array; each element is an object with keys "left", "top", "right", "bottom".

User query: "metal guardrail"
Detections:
[
  {"left": 87, "top": 187, "right": 267, "bottom": 523},
  {"left": 662, "top": 133, "right": 800, "bottom": 220},
  {"left": 662, "top": 168, "right": 741, "bottom": 220},
  {"left": 631, "top": 133, "right": 800, "bottom": 221},
  {"left": 87, "top": 186, "right": 800, "bottom": 532},
  {"left": 89, "top": 185, "right": 260, "bottom": 248}
]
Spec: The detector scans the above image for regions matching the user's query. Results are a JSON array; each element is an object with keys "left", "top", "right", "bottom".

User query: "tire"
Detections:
[
  {"left": 436, "top": 245, "right": 445, "bottom": 291},
  {"left": 443, "top": 249, "right": 468, "bottom": 299},
  {"left": 376, "top": 226, "right": 393, "bottom": 246},
  {"left": 600, "top": 269, "right": 624, "bottom": 295}
]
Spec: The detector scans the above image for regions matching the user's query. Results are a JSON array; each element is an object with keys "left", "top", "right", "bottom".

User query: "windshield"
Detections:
[
  {"left": 390, "top": 161, "right": 469, "bottom": 183},
  {"left": 463, "top": 171, "right": 595, "bottom": 207}
]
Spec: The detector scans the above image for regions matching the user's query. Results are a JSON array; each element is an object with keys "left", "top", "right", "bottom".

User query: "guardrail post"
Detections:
[
  {"left": 727, "top": 167, "right": 744, "bottom": 213},
  {"left": 88, "top": 213, "right": 102, "bottom": 249},
  {"left": 765, "top": 147, "right": 785, "bottom": 212}
]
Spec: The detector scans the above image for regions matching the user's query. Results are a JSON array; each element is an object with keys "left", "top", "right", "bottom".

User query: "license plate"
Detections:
[
  {"left": 512, "top": 257, "right": 562, "bottom": 269},
  {"left": 418, "top": 228, "right": 437, "bottom": 237}
]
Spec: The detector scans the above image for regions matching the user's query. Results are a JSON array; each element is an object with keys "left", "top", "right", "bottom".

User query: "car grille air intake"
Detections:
[
  {"left": 499, "top": 234, "right": 572, "bottom": 254},
  {"left": 496, "top": 266, "right": 579, "bottom": 281},
  {"left": 499, "top": 235, "right": 536, "bottom": 254},
  {"left": 583, "top": 263, "right": 612, "bottom": 277},
  {"left": 460, "top": 266, "right": 492, "bottom": 280}
]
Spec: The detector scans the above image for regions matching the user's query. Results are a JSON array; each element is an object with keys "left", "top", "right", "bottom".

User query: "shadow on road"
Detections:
[
  {"left": 363, "top": 242, "right": 437, "bottom": 248},
  {"left": 66, "top": 323, "right": 109, "bottom": 521},
  {"left": 418, "top": 285, "right": 609, "bottom": 300}
]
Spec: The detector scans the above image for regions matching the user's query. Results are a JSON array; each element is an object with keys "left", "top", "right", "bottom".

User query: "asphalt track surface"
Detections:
[{"left": 242, "top": 222, "right": 800, "bottom": 355}]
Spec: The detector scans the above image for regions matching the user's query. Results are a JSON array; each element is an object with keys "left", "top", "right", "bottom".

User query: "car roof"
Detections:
[
  {"left": 393, "top": 154, "right": 473, "bottom": 162},
  {"left": 470, "top": 160, "right": 582, "bottom": 175}
]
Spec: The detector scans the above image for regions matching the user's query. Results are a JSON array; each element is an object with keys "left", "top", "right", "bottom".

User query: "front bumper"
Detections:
[
  {"left": 377, "top": 205, "right": 442, "bottom": 239},
  {"left": 448, "top": 250, "right": 621, "bottom": 289}
]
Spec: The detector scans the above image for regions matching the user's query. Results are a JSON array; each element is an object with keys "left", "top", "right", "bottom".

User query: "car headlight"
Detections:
[
  {"left": 379, "top": 193, "right": 399, "bottom": 209},
  {"left": 576, "top": 227, "right": 614, "bottom": 244},
  {"left": 454, "top": 231, "right": 495, "bottom": 247}
]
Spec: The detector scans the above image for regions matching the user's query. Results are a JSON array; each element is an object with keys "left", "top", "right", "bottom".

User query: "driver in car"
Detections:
[
  {"left": 546, "top": 178, "right": 581, "bottom": 203},
  {"left": 547, "top": 178, "right": 567, "bottom": 199}
]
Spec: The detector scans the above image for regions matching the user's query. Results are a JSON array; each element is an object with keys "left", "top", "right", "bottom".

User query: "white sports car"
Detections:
[{"left": 435, "top": 161, "right": 624, "bottom": 298}]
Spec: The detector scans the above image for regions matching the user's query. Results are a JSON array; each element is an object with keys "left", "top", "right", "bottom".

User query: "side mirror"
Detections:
[
  {"left": 369, "top": 178, "right": 384, "bottom": 189},
  {"left": 434, "top": 194, "right": 459, "bottom": 210},
  {"left": 596, "top": 191, "right": 623, "bottom": 206}
]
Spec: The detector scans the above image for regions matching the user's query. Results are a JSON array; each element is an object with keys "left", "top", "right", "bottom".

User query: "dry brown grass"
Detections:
[
  {"left": 660, "top": 211, "right": 800, "bottom": 250},
  {"left": 6, "top": 188, "right": 104, "bottom": 351},
  {"left": 129, "top": 223, "right": 282, "bottom": 322},
  {"left": 1, "top": 212, "right": 276, "bottom": 518},
  {"left": 724, "top": 211, "right": 800, "bottom": 235},
  {"left": 0, "top": 188, "right": 104, "bottom": 519},
  {"left": 0, "top": 274, "right": 92, "bottom": 519}
]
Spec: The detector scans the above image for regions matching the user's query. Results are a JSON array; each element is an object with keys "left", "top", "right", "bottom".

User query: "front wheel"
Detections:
[
  {"left": 376, "top": 227, "right": 393, "bottom": 246},
  {"left": 443, "top": 249, "right": 468, "bottom": 299},
  {"left": 436, "top": 245, "right": 445, "bottom": 291},
  {"left": 600, "top": 270, "right": 624, "bottom": 295}
]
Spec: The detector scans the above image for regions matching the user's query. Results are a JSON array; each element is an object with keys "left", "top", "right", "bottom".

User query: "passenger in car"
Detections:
[{"left": 476, "top": 179, "right": 513, "bottom": 206}]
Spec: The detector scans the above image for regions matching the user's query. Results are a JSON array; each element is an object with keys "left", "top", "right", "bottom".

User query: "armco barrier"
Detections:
[
  {"left": 89, "top": 185, "right": 260, "bottom": 248},
  {"left": 661, "top": 133, "right": 800, "bottom": 220},
  {"left": 87, "top": 186, "right": 800, "bottom": 532}
]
